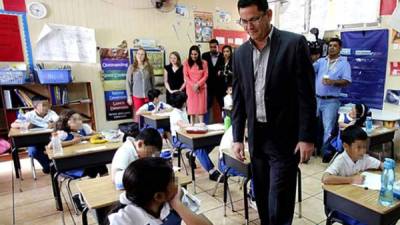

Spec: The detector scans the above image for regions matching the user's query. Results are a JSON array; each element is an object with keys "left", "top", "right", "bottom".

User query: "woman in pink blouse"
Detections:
[{"left": 183, "top": 45, "right": 208, "bottom": 125}]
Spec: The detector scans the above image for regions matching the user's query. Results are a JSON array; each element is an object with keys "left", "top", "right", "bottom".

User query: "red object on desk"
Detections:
[
  {"left": 2, "top": 0, "right": 26, "bottom": 12},
  {"left": 0, "top": 14, "right": 24, "bottom": 62}
]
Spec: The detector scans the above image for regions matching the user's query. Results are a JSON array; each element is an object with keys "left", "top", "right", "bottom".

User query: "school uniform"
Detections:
[
  {"left": 59, "top": 124, "right": 108, "bottom": 178},
  {"left": 325, "top": 151, "right": 381, "bottom": 225},
  {"left": 338, "top": 112, "right": 354, "bottom": 126},
  {"left": 169, "top": 108, "right": 214, "bottom": 172},
  {"left": 24, "top": 110, "right": 59, "bottom": 173},
  {"left": 108, "top": 192, "right": 181, "bottom": 225},
  {"left": 223, "top": 94, "right": 232, "bottom": 110},
  {"left": 111, "top": 137, "right": 139, "bottom": 189},
  {"left": 136, "top": 101, "right": 172, "bottom": 115}
]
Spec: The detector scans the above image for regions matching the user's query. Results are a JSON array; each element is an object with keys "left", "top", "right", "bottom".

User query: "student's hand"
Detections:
[
  {"left": 48, "top": 122, "right": 56, "bottom": 129},
  {"left": 169, "top": 186, "right": 182, "bottom": 209},
  {"left": 294, "top": 142, "right": 314, "bottom": 163},
  {"left": 127, "top": 97, "right": 132, "bottom": 106},
  {"left": 72, "top": 136, "right": 82, "bottom": 144},
  {"left": 351, "top": 174, "right": 365, "bottom": 185},
  {"left": 232, "top": 142, "right": 245, "bottom": 162}
]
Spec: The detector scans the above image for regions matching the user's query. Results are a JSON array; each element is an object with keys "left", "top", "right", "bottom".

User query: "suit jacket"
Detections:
[
  {"left": 232, "top": 28, "right": 317, "bottom": 157},
  {"left": 202, "top": 52, "right": 224, "bottom": 96}
]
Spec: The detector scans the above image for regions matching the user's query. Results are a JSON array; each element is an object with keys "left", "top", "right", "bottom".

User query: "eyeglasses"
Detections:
[{"left": 239, "top": 13, "right": 265, "bottom": 27}]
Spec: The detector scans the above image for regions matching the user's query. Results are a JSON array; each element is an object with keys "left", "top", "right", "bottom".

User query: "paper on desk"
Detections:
[
  {"left": 207, "top": 124, "right": 225, "bottom": 131},
  {"left": 28, "top": 128, "right": 53, "bottom": 132},
  {"left": 154, "top": 112, "right": 171, "bottom": 117},
  {"left": 77, "top": 145, "right": 107, "bottom": 153},
  {"left": 353, "top": 172, "right": 381, "bottom": 190}
]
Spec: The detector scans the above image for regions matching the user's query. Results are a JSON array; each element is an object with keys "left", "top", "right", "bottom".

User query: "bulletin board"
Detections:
[
  {"left": 0, "top": 14, "right": 24, "bottom": 61},
  {"left": 129, "top": 48, "right": 165, "bottom": 76},
  {"left": 212, "top": 29, "right": 248, "bottom": 48}
]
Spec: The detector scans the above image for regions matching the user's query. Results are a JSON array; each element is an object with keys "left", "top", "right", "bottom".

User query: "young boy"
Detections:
[
  {"left": 169, "top": 91, "right": 223, "bottom": 182},
  {"left": 11, "top": 96, "right": 59, "bottom": 173},
  {"left": 322, "top": 125, "right": 383, "bottom": 224},
  {"left": 111, "top": 127, "right": 163, "bottom": 189},
  {"left": 135, "top": 89, "right": 172, "bottom": 116},
  {"left": 223, "top": 85, "right": 233, "bottom": 110}
]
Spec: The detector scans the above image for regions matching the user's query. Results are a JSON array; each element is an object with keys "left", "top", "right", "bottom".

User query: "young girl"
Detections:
[
  {"left": 183, "top": 45, "right": 208, "bottom": 125},
  {"left": 169, "top": 91, "right": 222, "bottom": 182},
  {"left": 53, "top": 109, "right": 108, "bottom": 178},
  {"left": 126, "top": 47, "right": 155, "bottom": 121},
  {"left": 338, "top": 103, "right": 369, "bottom": 129},
  {"left": 107, "top": 157, "right": 212, "bottom": 225}
]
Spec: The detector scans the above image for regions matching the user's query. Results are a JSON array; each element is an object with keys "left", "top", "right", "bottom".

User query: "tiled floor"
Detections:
[{"left": 0, "top": 149, "right": 390, "bottom": 225}]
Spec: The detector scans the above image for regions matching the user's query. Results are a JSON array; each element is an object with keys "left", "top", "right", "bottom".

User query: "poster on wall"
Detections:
[
  {"left": 129, "top": 48, "right": 165, "bottom": 76},
  {"left": 212, "top": 29, "right": 248, "bottom": 48},
  {"left": 100, "top": 48, "right": 132, "bottom": 121},
  {"left": 194, "top": 11, "right": 213, "bottom": 43},
  {"left": 390, "top": 62, "right": 400, "bottom": 76},
  {"left": 340, "top": 30, "right": 389, "bottom": 110},
  {"left": 0, "top": 14, "right": 24, "bottom": 62},
  {"left": 392, "top": 30, "right": 400, "bottom": 50}
]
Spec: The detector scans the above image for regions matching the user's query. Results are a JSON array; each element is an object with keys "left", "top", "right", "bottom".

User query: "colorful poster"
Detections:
[
  {"left": 194, "top": 11, "right": 213, "bottom": 43},
  {"left": 100, "top": 48, "right": 132, "bottom": 121},
  {"left": 130, "top": 48, "right": 165, "bottom": 76},
  {"left": 390, "top": 62, "right": 400, "bottom": 76},
  {"left": 0, "top": 14, "right": 24, "bottom": 62},
  {"left": 340, "top": 30, "right": 389, "bottom": 109},
  {"left": 213, "top": 29, "right": 249, "bottom": 48},
  {"left": 380, "top": 0, "right": 397, "bottom": 15},
  {"left": 3, "top": 0, "right": 26, "bottom": 12},
  {"left": 392, "top": 29, "right": 400, "bottom": 50}
]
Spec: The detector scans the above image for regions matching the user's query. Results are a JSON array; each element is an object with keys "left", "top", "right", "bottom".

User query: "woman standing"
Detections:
[
  {"left": 219, "top": 45, "right": 233, "bottom": 91},
  {"left": 164, "top": 52, "right": 185, "bottom": 104},
  {"left": 183, "top": 45, "right": 208, "bottom": 125},
  {"left": 126, "top": 47, "right": 154, "bottom": 121}
]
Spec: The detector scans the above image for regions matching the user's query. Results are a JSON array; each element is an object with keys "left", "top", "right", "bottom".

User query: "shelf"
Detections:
[
  {"left": 5, "top": 107, "right": 34, "bottom": 111},
  {"left": 52, "top": 99, "right": 92, "bottom": 107}
]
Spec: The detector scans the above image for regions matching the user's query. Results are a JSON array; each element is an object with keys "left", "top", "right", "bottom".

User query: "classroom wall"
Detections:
[{"left": 24, "top": 0, "right": 242, "bottom": 131}]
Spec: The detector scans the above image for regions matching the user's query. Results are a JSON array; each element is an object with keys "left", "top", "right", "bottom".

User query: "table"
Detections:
[
  {"left": 176, "top": 126, "right": 224, "bottom": 193},
  {"left": 76, "top": 174, "right": 191, "bottom": 225},
  {"left": 46, "top": 141, "right": 122, "bottom": 211},
  {"left": 141, "top": 113, "right": 171, "bottom": 131},
  {"left": 221, "top": 149, "right": 302, "bottom": 225},
  {"left": 323, "top": 169, "right": 400, "bottom": 225},
  {"left": 8, "top": 128, "right": 53, "bottom": 180},
  {"left": 368, "top": 127, "right": 397, "bottom": 159}
]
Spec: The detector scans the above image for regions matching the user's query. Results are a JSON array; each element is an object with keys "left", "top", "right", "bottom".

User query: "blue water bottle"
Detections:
[
  {"left": 365, "top": 116, "right": 373, "bottom": 133},
  {"left": 379, "top": 158, "right": 396, "bottom": 206}
]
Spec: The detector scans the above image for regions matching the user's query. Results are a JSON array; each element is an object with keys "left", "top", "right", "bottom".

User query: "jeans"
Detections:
[
  {"left": 317, "top": 98, "right": 340, "bottom": 144},
  {"left": 27, "top": 146, "right": 50, "bottom": 172},
  {"left": 172, "top": 136, "right": 214, "bottom": 172}
]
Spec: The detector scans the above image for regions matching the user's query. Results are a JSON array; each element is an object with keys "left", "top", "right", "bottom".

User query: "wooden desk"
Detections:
[
  {"left": 8, "top": 128, "right": 53, "bottom": 179},
  {"left": 76, "top": 174, "right": 191, "bottom": 225},
  {"left": 141, "top": 113, "right": 171, "bottom": 131},
  {"left": 222, "top": 149, "right": 303, "bottom": 225},
  {"left": 46, "top": 141, "right": 122, "bottom": 211},
  {"left": 368, "top": 127, "right": 397, "bottom": 159},
  {"left": 323, "top": 170, "right": 400, "bottom": 225},
  {"left": 176, "top": 125, "right": 224, "bottom": 193}
]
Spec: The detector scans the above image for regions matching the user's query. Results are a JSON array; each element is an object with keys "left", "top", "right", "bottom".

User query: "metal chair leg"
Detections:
[
  {"left": 30, "top": 156, "right": 37, "bottom": 180},
  {"left": 211, "top": 174, "right": 223, "bottom": 196},
  {"left": 297, "top": 167, "right": 302, "bottom": 218},
  {"left": 66, "top": 178, "right": 79, "bottom": 215},
  {"left": 179, "top": 148, "right": 189, "bottom": 175}
]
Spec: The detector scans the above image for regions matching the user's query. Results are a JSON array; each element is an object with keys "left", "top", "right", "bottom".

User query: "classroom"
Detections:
[{"left": 0, "top": 0, "right": 400, "bottom": 225}]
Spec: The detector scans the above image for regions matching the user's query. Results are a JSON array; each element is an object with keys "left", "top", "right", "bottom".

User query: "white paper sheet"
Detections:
[
  {"left": 278, "top": 0, "right": 307, "bottom": 34},
  {"left": 353, "top": 172, "right": 381, "bottom": 190},
  {"left": 35, "top": 24, "right": 97, "bottom": 63}
]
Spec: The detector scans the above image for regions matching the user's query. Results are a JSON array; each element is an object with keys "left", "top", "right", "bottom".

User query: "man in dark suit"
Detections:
[
  {"left": 202, "top": 39, "right": 225, "bottom": 123},
  {"left": 232, "top": 1, "right": 317, "bottom": 224}
]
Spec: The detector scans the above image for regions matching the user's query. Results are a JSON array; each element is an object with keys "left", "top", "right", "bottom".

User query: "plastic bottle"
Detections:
[
  {"left": 379, "top": 158, "right": 396, "bottom": 206},
  {"left": 365, "top": 116, "right": 373, "bottom": 133},
  {"left": 17, "top": 109, "right": 28, "bottom": 132},
  {"left": 51, "top": 132, "right": 63, "bottom": 155},
  {"left": 224, "top": 116, "right": 231, "bottom": 131}
]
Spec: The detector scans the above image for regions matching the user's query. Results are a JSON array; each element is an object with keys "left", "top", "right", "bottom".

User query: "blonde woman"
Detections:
[{"left": 126, "top": 48, "right": 155, "bottom": 121}]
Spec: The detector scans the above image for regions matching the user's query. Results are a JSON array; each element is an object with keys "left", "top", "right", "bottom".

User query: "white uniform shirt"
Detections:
[
  {"left": 219, "top": 126, "right": 233, "bottom": 159},
  {"left": 169, "top": 108, "right": 189, "bottom": 137},
  {"left": 136, "top": 101, "right": 172, "bottom": 115},
  {"left": 223, "top": 94, "right": 233, "bottom": 109},
  {"left": 108, "top": 192, "right": 178, "bottom": 225},
  {"left": 325, "top": 151, "right": 381, "bottom": 177},
  {"left": 58, "top": 123, "right": 93, "bottom": 141},
  {"left": 111, "top": 137, "right": 138, "bottom": 188},
  {"left": 25, "top": 110, "right": 59, "bottom": 128}
]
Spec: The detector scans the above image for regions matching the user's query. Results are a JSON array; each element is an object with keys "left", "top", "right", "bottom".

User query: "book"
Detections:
[
  {"left": 13, "top": 89, "right": 27, "bottom": 107},
  {"left": 3, "top": 90, "right": 12, "bottom": 109}
]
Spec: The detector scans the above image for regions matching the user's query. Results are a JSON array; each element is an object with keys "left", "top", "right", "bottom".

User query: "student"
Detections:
[
  {"left": 51, "top": 109, "right": 108, "bottom": 178},
  {"left": 135, "top": 89, "right": 172, "bottom": 116},
  {"left": 11, "top": 96, "right": 59, "bottom": 174},
  {"left": 338, "top": 103, "right": 369, "bottom": 129},
  {"left": 322, "top": 125, "right": 383, "bottom": 224},
  {"left": 111, "top": 127, "right": 163, "bottom": 189},
  {"left": 169, "top": 91, "right": 222, "bottom": 182},
  {"left": 107, "top": 157, "right": 212, "bottom": 225},
  {"left": 223, "top": 85, "right": 233, "bottom": 110}
]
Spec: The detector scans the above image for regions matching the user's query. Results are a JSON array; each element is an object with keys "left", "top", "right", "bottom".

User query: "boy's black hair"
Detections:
[
  {"left": 32, "top": 95, "right": 48, "bottom": 107},
  {"left": 147, "top": 89, "right": 162, "bottom": 102},
  {"left": 237, "top": 0, "right": 269, "bottom": 12},
  {"left": 328, "top": 37, "right": 342, "bottom": 47},
  {"left": 105, "top": 158, "right": 173, "bottom": 225},
  {"left": 135, "top": 127, "right": 163, "bottom": 151},
  {"left": 121, "top": 122, "right": 140, "bottom": 142},
  {"left": 169, "top": 91, "right": 187, "bottom": 109},
  {"left": 209, "top": 39, "right": 219, "bottom": 45},
  {"left": 341, "top": 125, "right": 368, "bottom": 145},
  {"left": 55, "top": 109, "right": 77, "bottom": 133},
  {"left": 353, "top": 103, "right": 369, "bottom": 127}
]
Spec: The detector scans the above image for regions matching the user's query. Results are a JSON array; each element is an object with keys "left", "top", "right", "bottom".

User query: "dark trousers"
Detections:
[{"left": 251, "top": 123, "right": 300, "bottom": 225}]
